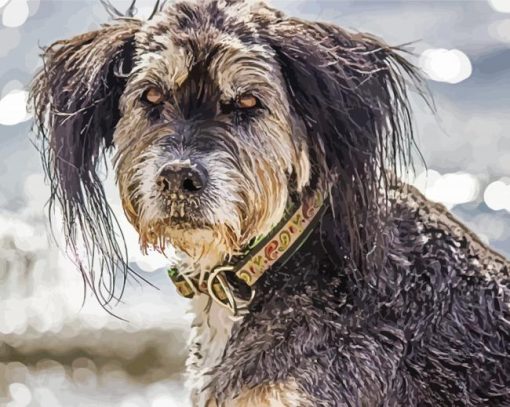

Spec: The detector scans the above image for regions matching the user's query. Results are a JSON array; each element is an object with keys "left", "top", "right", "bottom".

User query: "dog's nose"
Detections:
[{"left": 157, "top": 161, "right": 208, "bottom": 195}]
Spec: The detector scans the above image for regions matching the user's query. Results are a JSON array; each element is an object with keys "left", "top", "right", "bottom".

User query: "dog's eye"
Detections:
[
  {"left": 219, "top": 94, "right": 261, "bottom": 115},
  {"left": 143, "top": 87, "right": 165, "bottom": 105},
  {"left": 237, "top": 94, "right": 259, "bottom": 109}
]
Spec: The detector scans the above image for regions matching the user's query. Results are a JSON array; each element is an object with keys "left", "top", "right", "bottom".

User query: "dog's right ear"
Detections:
[{"left": 30, "top": 19, "right": 141, "bottom": 303}]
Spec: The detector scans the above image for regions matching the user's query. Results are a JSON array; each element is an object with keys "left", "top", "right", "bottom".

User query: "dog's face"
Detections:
[
  {"left": 114, "top": 6, "right": 310, "bottom": 258},
  {"left": 31, "top": 0, "right": 418, "bottom": 297}
]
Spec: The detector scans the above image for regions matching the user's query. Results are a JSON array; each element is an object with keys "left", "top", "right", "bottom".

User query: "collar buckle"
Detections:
[
  {"left": 168, "top": 265, "right": 256, "bottom": 316},
  {"left": 207, "top": 266, "right": 255, "bottom": 316}
]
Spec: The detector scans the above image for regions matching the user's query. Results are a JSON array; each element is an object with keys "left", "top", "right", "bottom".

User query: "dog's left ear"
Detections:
[
  {"left": 30, "top": 19, "right": 141, "bottom": 300},
  {"left": 263, "top": 17, "right": 424, "bottom": 267},
  {"left": 264, "top": 18, "right": 420, "bottom": 185}
]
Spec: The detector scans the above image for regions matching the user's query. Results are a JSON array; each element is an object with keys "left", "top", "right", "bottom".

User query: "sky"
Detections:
[{"left": 0, "top": 1, "right": 509, "bottom": 406}]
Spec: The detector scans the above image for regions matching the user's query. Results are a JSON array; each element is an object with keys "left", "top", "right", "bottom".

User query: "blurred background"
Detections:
[{"left": 1, "top": 0, "right": 510, "bottom": 406}]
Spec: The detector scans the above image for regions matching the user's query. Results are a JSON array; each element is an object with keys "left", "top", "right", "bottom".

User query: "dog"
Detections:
[{"left": 30, "top": 0, "right": 510, "bottom": 405}]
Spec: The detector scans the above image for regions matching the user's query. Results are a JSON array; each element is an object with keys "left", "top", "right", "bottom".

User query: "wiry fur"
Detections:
[
  {"left": 31, "top": 18, "right": 144, "bottom": 304},
  {"left": 30, "top": 1, "right": 510, "bottom": 406}
]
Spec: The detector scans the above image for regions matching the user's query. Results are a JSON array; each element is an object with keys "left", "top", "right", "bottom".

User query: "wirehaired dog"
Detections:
[{"left": 30, "top": 0, "right": 510, "bottom": 405}]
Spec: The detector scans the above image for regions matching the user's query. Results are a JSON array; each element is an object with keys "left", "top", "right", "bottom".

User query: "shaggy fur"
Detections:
[{"left": 30, "top": 0, "right": 510, "bottom": 406}]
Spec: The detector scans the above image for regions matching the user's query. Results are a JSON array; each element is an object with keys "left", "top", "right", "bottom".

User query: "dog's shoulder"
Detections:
[{"left": 390, "top": 181, "right": 510, "bottom": 281}]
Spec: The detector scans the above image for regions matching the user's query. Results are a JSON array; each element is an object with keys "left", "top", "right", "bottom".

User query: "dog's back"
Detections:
[{"left": 387, "top": 185, "right": 510, "bottom": 405}]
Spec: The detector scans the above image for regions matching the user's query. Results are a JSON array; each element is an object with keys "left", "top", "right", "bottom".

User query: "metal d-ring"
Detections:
[
  {"left": 207, "top": 266, "right": 237, "bottom": 314},
  {"left": 207, "top": 266, "right": 256, "bottom": 316}
]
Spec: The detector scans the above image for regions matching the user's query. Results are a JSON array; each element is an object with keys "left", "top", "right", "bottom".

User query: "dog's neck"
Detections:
[{"left": 249, "top": 203, "right": 341, "bottom": 295}]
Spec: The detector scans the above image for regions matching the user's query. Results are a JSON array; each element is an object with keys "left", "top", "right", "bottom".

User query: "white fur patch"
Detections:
[{"left": 187, "top": 294, "right": 241, "bottom": 407}]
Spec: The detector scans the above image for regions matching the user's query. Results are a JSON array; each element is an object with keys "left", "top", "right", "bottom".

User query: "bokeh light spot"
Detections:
[
  {"left": 484, "top": 180, "right": 510, "bottom": 211},
  {"left": 0, "top": 89, "right": 31, "bottom": 126},
  {"left": 8, "top": 382, "right": 32, "bottom": 407},
  {"left": 2, "top": 0, "right": 29, "bottom": 28},
  {"left": 419, "top": 49, "right": 472, "bottom": 84},
  {"left": 412, "top": 170, "right": 480, "bottom": 209},
  {"left": 489, "top": 0, "right": 510, "bottom": 13}
]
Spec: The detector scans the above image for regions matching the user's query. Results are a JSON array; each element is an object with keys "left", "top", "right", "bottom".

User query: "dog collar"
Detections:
[{"left": 167, "top": 190, "right": 327, "bottom": 315}]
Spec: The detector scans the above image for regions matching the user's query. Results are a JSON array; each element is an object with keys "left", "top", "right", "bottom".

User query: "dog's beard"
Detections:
[{"left": 118, "top": 147, "right": 292, "bottom": 266}]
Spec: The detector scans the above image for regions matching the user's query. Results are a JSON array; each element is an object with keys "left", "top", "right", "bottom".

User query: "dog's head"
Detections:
[{"left": 31, "top": 0, "right": 420, "bottom": 300}]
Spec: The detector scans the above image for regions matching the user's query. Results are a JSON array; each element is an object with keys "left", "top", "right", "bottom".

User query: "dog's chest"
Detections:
[{"left": 187, "top": 295, "right": 240, "bottom": 406}]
